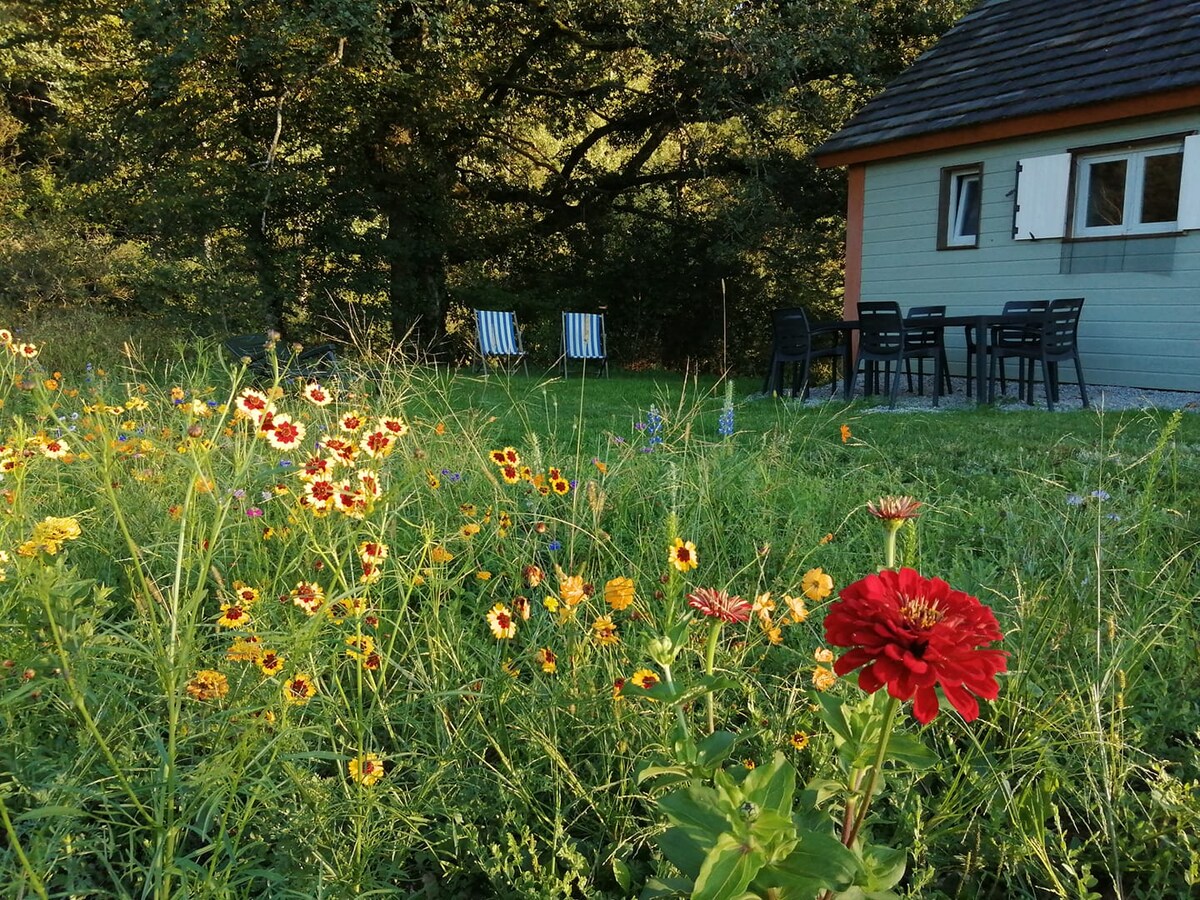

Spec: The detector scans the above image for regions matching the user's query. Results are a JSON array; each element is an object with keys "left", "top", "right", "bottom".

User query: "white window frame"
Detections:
[
  {"left": 1072, "top": 141, "right": 1185, "bottom": 238},
  {"left": 939, "top": 164, "right": 982, "bottom": 249}
]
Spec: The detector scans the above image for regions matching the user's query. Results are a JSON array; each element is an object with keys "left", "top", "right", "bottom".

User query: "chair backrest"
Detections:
[
  {"left": 562, "top": 312, "right": 606, "bottom": 359},
  {"left": 904, "top": 305, "right": 946, "bottom": 349},
  {"left": 475, "top": 310, "right": 523, "bottom": 357},
  {"left": 1002, "top": 299, "right": 1049, "bottom": 315},
  {"left": 770, "top": 307, "right": 815, "bottom": 356},
  {"left": 857, "top": 301, "right": 904, "bottom": 354},
  {"left": 1042, "top": 298, "right": 1085, "bottom": 353}
]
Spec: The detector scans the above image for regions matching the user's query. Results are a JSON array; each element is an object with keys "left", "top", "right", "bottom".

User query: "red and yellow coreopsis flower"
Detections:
[
  {"left": 41, "top": 437, "right": 70, "bottom": 460},
  {"left": 339, "top": 411, "right": 364, "bottom": 432},
  {"left": 630, "top": 668, "right": 660, "bottom": 690},
  {"left": 283, "top": 673, "right": 317, "bottom": 705},
  {"left": 592, "top": 615, "right": 620, "bottom": 647},
  {"left": 257, "top": 650, "right": 285, "bottom": 676},
  {"left": 265, "top": 414, "right": 306, "bottom": 451},
  {"left": 669, "top": 537, "right": 698, "bottom": 573},
  {"left": 359, "top": 430, "right": 394, "bottom": 459},
  {"left": 348, "top": 753, "right": 385, "bottom": 786},
  {"left": 359, "top": 541, "right": 388, "bottom": 564},
  {"left": 290, "top": 581, "right": 325, "bottom": 615},
  {"left": 345, "top": 634, "right": 375, "bottom": 661},
  {"left": 487, "top": 603, "right": 517, "bottom": 639},
  {"left": 824, "top": 567, "right": 1007, "bottom": 724},
  {"left": 378, "top": 416, "right": 409, "bottom": 437},
  {"left": 232, "top": 581, "right": 260, "bottom": 606},
  {"left": 216, "top": 603, "right": 250, "bottom": 629},
  {"left": 226, "top": 636, "right": 263, "bottom": 663},
  {"left": 536, "top": 647, "right": 557, "bottom": 674},
  {"left": 302, "top": 382, "right": 332, "bottom": 407}
]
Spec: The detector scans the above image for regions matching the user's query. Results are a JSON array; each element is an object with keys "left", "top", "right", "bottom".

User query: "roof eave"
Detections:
[{"left": 814, "top": 85, "right": 1200, "bottom": 168}]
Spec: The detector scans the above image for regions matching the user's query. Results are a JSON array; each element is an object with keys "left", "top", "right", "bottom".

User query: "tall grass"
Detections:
[{"left": 0, "top": 331, "right": 1197, "bottom": 898}]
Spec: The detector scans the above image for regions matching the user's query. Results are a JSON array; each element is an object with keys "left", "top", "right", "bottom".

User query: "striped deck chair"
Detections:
[
  {"left": 561, "top": 311, "right": 608, "bottom": 377},
  {"left": 474, "top": 309, "right": 528, "bottom": 374}
]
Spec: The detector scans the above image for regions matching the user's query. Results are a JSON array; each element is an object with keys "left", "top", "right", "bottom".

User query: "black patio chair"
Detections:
[
  {"left": 852, "top": 301, "right": 942, "bottom": 408},
  {"left": 904, "top": 305, "right": 953, "bottom": 396},
  {"left": 224, "top": 333, "right": 339, "bottom": 381},
  {"left": 762, "top": 307, "right": 848, "bottom": 399},
  {"left": 988, "top": 297, "right": 1088, "bottom": 411},
  {"left": 965, "top": 299, "right": 1049, "bottom": 398}
]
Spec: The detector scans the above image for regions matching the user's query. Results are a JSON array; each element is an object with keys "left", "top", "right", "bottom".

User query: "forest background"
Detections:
[{"left": 0, "top": 0, "right": 972, "bottom": 372}]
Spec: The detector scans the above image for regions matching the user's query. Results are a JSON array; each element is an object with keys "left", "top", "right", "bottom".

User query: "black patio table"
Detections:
[{"left": 809, "top": 311, "right": 1049, "bottom": 407}]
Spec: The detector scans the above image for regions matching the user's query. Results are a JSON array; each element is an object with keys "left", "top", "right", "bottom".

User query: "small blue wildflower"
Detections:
[
  {"left": 207, "top": 400, "right": 218, "bottom": 408},
  {"left": 278, "top": 460, "right": 292, "bottom": 468},
  {"left": 117, "top": 434, "right": 128, "bottom": 442},
  {"left": 569, "top": 479, "right": 577, "bottom": 489},
  {"left": 1105, "top": 513, "right": 1121, "bottom": 522},
  {"left": 232, "top": 488, "right": 246, "bottom": 500},
  {"left": 548, "top": 540, "right": 562, "bottom": 551},
  {"left": 718, "top": 405, "right": 735, "bottom": 437},
  {"left": 1066, "top": 494, "right": 1085, "bottom": 506},
  {"left": 1091, "top": 489, "right": 1110, "bottom": 501},
  {"left": 613, "top": 435, "right": 626, "bottom": 444}
]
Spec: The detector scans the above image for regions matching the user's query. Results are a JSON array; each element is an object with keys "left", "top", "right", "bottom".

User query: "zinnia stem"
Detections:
[
  {"left": 845, "top": 696, "right": 901, "bottom": 847},
  {"left": 703, "top": 619, "right": 721, "bottom": 734},
  {"left": 884, "top": 525, "right": 899, "bottom": 570},
  {"left": 661, "top": 664, "right": 690, "bottom": 736}
]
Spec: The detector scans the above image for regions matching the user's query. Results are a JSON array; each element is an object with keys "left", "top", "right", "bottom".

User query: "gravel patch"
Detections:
[{"left": 759, "top": 376, "right": 1200, "bottom": 413}]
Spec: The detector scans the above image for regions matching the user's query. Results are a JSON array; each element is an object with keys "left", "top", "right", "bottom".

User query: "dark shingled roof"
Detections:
[{"left": 816, "top": 0, "right": 1200, "bottom": 158}]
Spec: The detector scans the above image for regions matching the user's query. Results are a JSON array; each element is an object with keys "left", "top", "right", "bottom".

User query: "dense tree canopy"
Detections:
[{"left": 1, "top": 0, "right": 972, "bottom": 370}]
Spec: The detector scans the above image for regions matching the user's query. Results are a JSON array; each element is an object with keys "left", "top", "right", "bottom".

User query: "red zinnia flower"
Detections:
[
  {"left": 686, "top": 587, "right": 752, "bottom": 624},
  {"left": 823, "top": 567, "right": 1007, "bottom": 724}
]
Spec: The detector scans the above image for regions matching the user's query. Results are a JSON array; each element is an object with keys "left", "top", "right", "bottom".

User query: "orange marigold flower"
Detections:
[
  {"left": 812, "top": 665, "right": 838, "bottom": 692},
  {"left": 604, "top": 577, "right": 635, "bottom": 611},
  {"left": 558, "top": 573, "right": 587, "bottom": 607},
  {"left": 814, "top": 647, "right": 835, "bottom": 664},
  {"left": 430, "top": 546, "right": 454, "bottom": 564},
  {"left": 283, "top": 673, "right": 317, "bottom": 705},
  {"left": 801, "top": 567, "right": 834, "bottom": 602},
  {"left": 783, "top": 594, "right": 808, "bottom": 624},
  {"left": 226, "top": 636, "right": 263, "bottom": 662},
  {"left": 840, "top": 424, "right": 852, "bottom": 444},
  {"left": 669, "top": 537, "right": 698, "bottom": 572},
  {"left": 461, "top": 522, "right": 481, "bottom": 539},
  {"left": 186, "top": 669, "right": 229, "bottom": 701}
]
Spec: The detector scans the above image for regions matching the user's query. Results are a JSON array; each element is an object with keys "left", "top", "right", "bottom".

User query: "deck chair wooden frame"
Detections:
[
  {"left": 560, "top": 311, "right": 608, "bottom": 378},
  {"left": 474, "top": 309, "right": 528, "bottom": 374}
]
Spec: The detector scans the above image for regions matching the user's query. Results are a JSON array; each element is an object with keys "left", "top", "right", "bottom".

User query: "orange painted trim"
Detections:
[
  {"left": 843, "top": 165, "right": 865, "bottom": 323},
  {"left": 816, "top": 86, "right": 1200, "bottom": 168}
]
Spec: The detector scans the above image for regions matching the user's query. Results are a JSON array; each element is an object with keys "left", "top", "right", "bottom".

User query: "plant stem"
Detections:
[
  {"left": 0, "top": 792, "right": 49, "bottom": 900},
  {"left": 884, "top": 525, "right": 899, "bottom": 570},
  {"left": 661, "top": 664, "right": 690, "bottom": 737},
  {"left": 703, "top": 619, "right": 721, "bottom": 734},
  {"left": 845, "top": 696, "right": 901, "bottom": 847}
]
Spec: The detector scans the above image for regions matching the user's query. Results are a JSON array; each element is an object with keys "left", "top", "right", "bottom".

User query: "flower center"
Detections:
[{"left": 899, "top": 595, "right": 944, "bottom": 630}]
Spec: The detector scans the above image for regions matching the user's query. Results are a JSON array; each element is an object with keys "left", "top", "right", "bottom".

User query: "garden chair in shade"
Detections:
[
  {"left": 964, "top": 299, "right": 1048, "bottom": 398},
  {"left": 761, "top": 307, "right": 847, "bottom": 399},
  {"left": 474, "top": 309, "right": 528, "bottom": 374},
  {"left": 560, "top": 311, "right": 608, "bottom": 377},
  {"left": 903, "top": 305, "right": 953, "bottom": 396},
  {"left": 851, "top": 301, "right": 942, "bottom": 408},
  {"left": 988, "top": 297, "right": 1088, "bottom": 411},
  {"left": 223, "top": 333, "right": 338, "bottom": 382}
]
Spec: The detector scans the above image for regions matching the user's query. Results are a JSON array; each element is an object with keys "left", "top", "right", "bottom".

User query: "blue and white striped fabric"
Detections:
[
  {"left": 475, "top": 310, "right": 523, "bottom": 357},
  {"left": 562, "top": 312, "right": 606, "bottom": 359}
]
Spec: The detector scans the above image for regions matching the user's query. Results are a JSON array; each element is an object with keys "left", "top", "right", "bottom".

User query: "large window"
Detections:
[
  {"left": 1073, "top": 142, "right": 1184, "bottom": 237},
  {"left": 938, "top": 165, "right": 981, "bottom": 248}
]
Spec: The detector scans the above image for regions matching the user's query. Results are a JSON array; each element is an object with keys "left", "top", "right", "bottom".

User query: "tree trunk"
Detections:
[{"left": 385, "top": 200, "right": 448, "bottom": 358}]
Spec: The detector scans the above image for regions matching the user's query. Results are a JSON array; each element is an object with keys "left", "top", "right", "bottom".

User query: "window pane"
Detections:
[
  {"left": 1141, "top": 151, "right": 1182, "bottom": 223},
  {"left": 954, "top": 175, "right": 980, "bottom": 239},
  {"left": 1085, "top": 159, "right": 1126, "bottom": 227}
]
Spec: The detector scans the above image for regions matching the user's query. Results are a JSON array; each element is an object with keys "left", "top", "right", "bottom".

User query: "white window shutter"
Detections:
[
  {"left": 1012, "top": 153, "right": 1071, "bottom": 240},
  {"left": 1177, "top": 134, "right": 1200, "bottom": 231}
]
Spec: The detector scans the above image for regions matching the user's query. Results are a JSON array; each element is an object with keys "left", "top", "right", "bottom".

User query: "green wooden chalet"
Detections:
[{"left": 815, "top": 0, "right": 1200, "bottom": 392}]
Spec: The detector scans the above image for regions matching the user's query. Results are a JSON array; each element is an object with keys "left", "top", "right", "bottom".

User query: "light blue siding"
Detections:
[{"left": 859, "top": 112, "right": 1200, "bottom": 391}]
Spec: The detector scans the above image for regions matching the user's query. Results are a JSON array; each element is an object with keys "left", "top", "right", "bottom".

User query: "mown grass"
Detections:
[{"left": 1, "top": 330, "right": 1198, "bottom": 899}]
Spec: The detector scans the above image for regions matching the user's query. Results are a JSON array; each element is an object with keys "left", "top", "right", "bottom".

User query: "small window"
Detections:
[
  {"left": 1073, "top": 142, "right": 1184, "bottom": 237},
  {"left": 938, "top": 165, "right": 981, "bottom": 249}
]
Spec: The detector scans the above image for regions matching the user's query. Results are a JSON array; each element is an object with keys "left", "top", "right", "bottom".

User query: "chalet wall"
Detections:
[{"left": 859, "top": 111, "right": 1200, "bottom": 391}]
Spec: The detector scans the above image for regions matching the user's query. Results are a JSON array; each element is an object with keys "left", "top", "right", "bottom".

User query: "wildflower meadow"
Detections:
[{"left": 1, "top": 331, "right": 1199, "bottom": 899}]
